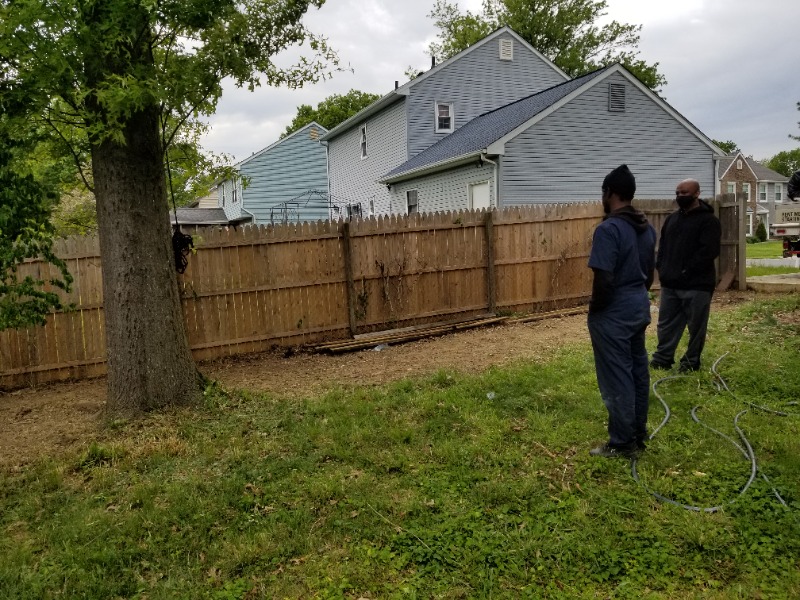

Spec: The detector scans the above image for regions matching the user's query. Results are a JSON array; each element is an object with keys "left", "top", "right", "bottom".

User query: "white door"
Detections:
[{"left": 470, "top": 181, "right": 491, "bottom": 210}]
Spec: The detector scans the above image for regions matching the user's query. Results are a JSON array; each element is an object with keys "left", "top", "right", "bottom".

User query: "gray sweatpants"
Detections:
[{"left": 652, "top": 287, "right": 712, "bottom": 371}]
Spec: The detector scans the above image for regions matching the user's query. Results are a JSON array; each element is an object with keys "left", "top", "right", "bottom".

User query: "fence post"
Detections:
[
  {"left": 737, "top": 195, "right": 747, "bottom": 290},
  {"left": 484, "top": 210, "right": 496, "bottom": 314},
  {"left": 341, "top": 221, "right": 357, "bottom": 337}
]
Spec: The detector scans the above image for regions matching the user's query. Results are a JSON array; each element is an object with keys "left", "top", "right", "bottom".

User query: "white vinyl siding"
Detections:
[
  {"left": 499, "top": 72, "right": 717, "bottom": 203},
  {"left": 327, "top": 100, "right": 407, "bottom": 216},
  {"left": 388, "top": 163, "right": 495, "bottom": 214}
]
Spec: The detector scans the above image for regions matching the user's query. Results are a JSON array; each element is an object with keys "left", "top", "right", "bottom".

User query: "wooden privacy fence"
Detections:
[{"left": 0, "top": 198, "right": 741, "bottom": 389}]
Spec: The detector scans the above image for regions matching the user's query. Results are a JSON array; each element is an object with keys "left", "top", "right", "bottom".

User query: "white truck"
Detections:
[{"left": 769, "top": 206, "right": 800, "bottom": 257}]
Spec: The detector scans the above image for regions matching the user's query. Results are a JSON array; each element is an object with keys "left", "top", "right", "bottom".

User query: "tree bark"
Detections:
[{"left": 92, "top": 105, "right": 200, "bottom": 417}]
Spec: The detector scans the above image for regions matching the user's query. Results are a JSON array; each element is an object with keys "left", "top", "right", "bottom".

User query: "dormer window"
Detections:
[{"left": 435, "top": 102, "right": 454, "bottom": 133}]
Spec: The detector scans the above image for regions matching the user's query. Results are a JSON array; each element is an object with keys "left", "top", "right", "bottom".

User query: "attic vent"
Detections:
[
  {"left": 309, "top": 127, "right": 319, "bottom": 140},
  {"left": 608, "top": 83, "right": 625, "bottom": 112},
  {"left": 499, "top": 38, "right": 513, "bottom": 61},
  {"left": 736, "top": 159, "right": 743, "bottom": 170}
]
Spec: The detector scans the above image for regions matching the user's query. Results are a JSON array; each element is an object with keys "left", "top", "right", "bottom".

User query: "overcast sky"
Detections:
[{"left": 202, "top": 0, "right": 800, "bottom": 163}]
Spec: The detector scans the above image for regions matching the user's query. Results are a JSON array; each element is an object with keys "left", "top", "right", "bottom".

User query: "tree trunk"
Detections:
[{"left": 92, "top": 105, "right": 200, "bottom": 417}]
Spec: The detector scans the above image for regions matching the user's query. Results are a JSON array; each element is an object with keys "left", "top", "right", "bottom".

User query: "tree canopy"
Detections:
[
  {"left": 0, "top": 0, "right": 339, "bottom": 415},
  {"left": 764, "top": 148, "right": 800, "bottom": 178},
  {"left": 283, "top": 90, "right": 381, "bottom": 137},
  {"left": 426, "top": 0, "right": 665, "bottom": 90},
  {"left": 713, "top": 140, "right": 740, "bottom": 155}
]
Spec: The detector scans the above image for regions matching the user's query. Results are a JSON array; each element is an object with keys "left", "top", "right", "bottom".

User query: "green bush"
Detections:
[{"left": 755, "top": 220, "right": 768, "bottom": 242}]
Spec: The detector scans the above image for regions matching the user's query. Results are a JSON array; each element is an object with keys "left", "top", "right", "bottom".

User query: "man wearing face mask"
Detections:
[
  {"left": 587, "top": 165, "right": 656, "bottom": 459},
  {"left": 650, "top": 179, "right": 721, "bottom": 373}
]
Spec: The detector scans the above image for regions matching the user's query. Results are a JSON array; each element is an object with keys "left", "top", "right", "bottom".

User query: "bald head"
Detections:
[
  {"left": 675, "top": 179, "right": 701, "bottom": 211},
  {"left": 677, "top": 179, "right": 700, "bottom": 195}
]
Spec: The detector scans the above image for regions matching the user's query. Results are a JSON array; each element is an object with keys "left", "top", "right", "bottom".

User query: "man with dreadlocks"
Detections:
[{"left": 587, "top": 165, "right": 657, "bottom": 459}]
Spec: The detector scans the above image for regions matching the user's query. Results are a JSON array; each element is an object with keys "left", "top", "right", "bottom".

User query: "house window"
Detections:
[
  {"left": 746, "top": 213, "right": 753, "bottom": 237},
  {"left": 406, "top": 190, "right": 419, "bottom": 214},
  {"left": 736, "top": 159, "right": 743, "bottom": 170},
  {"left": 726, "top": 182, "right": 735, "bottom": 199},
  {"left": 435, "top": 102, "right": 454, "bottom": 133},
  {"left": 608, "top": 83, "right": 625, "bottom": 112},
  {"left": 232, "top": 184, "right": 238, "bottom": 204},
  {"left": 369, "top": 199, "right": 375, "bottom": 215},
  {"left": 360, "top": 124, "right": 367, "bottom": 159},
  {"left": 742, "top": 182, "right": 750, "bottom": 201},
  {"left": 775, "top": 184, "right": 783, "bottom": 203},
  {"left": 758, "top": 183, "right": 767, "bottom": 201},
  {"left": 499, "top": 38, "right": 513, "bottom": 61}
]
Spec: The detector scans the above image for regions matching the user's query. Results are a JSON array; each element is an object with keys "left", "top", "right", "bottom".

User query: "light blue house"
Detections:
[
  {"left": 218, "top": 121, "right": 330, "bottom": 224},
  {"left": 323, "top": 27, "right": 725, "bottom": 215}
]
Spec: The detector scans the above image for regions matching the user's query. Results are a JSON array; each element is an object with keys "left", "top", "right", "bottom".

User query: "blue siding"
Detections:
[
  {"left": 499, "top": 73, "right": 717, "bottom": 204},
  {"left": 406, "top": 33, "right": 567, "bottom": 158},
  {"left": 227, "top": 123, "right": 329, "bottom": 224}
]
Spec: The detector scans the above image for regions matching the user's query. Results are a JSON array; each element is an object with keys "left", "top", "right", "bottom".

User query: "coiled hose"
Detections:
[{"left": 630, "top": 353, "right": 794, "bottom": 512}]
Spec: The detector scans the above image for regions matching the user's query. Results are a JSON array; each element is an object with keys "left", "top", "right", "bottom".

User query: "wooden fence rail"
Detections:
[{"left": 0, "top": 198, "right": 741, "bottom": 389}]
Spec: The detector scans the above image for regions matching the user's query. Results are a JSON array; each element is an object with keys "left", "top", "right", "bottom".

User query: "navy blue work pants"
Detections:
[
  {"left": 652, "top": 288, "right": 712, "bottom": 371},
  {"left": 588, "top": 296, "right": 651, "bottom": 448}
]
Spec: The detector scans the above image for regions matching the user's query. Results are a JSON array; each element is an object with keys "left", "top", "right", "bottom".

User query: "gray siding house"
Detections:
[
  {"left": 322, "top": 27, "right": 569, "bottom": 215},
  {"left": 219, "top": 122, "right": 329, "bottom": 224},
  {"left": 381, "top": 65, "right": 724, "bottom": 212}
]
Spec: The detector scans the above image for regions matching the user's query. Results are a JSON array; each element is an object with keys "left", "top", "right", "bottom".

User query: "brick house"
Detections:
[{"left": 717, "top": 151, "right": 788, "bottom": 236}]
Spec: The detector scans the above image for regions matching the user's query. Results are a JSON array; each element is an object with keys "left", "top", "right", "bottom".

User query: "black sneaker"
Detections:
[
  {"left": 649, "top": 360, "right": 671, "bottom": 370},
  {"left": 678, "top": 363, "right": 700, "bottom": 373},
  {"left": 589, "top": 443, "right": 636, "bottom": 459}
]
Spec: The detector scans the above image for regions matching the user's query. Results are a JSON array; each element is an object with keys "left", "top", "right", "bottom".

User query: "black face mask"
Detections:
[{"left": 676, "top": 194, "right": 695, "bottom": 210}]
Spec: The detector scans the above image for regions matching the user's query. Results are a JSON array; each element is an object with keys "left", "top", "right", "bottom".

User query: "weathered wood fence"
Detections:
[{"left": 0, "top": 199, "right": 742, "bottom": 389}]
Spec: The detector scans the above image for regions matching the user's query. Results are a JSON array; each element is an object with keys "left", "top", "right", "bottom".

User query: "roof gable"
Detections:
[
  {"left": 321, "top": 26, "right": 568, "bottom": 142},
  {"left": 381, "top": 63, "right": 725, "bottom": 183},
  {"left": 718, "top": 152, "right": 758, "bottom": 180},
  {"left": 236, "top": 122, "right": 327, "bottom": 168}
]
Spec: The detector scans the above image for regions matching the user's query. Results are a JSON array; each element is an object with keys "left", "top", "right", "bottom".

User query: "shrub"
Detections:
[{"left": 755, "top": 221, "right": 767, "bottom": 242}]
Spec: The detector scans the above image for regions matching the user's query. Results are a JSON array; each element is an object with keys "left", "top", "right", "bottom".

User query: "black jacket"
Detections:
[{"left": 656, "top": 200, "right": 721, "bottom": 292}]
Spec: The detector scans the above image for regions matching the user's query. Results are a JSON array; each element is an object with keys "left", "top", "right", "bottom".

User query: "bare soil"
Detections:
[{"left": 0, "top": 292, "right": 760, "bottom": 470}]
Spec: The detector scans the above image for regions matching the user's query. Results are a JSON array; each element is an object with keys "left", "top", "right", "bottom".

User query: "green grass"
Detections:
[
  {"left": 746, "top": 240, "right": 784, "bottom": 259},
  {"left": 746, "top": 265, "right": 800, "bottom": 277},
  {"left": 2, "top": 297, "right": 800, "bottom": 598}
]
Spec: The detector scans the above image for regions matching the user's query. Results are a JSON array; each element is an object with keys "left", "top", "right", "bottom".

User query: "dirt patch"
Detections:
[{"left": 0, "top": 291, "right": 761, "bottom": 471}]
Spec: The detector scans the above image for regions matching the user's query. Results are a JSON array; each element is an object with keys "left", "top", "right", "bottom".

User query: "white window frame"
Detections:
[
  {"left": 742, "top": 182, "right": 750, "bottom": 201},
  {"left": 758, "top": 183, "right": 767, "bottom": 202},
  {"left": 746, "top": 212, "right": 754, "bottom": 237},
  {"left": 775, "top": 184, "right": 783, "bottom": 203},
  {"left": 359, "top": 124, "right": 367, "bottom": 159},
  {"left": 435, "top": 102, "right": 454, "bottom": 133},
  {"left": 406, "top": 189, "right": 419, "bottom": 214},
  {"left": 725, "top": 182, "right": 736, "bottom": 199}
]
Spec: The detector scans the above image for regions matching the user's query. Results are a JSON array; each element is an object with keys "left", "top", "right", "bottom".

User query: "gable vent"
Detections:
[
  {"left": 499, "top": 38, "right": 513, "bottom": 61},
  {"left": 608, "top": 83, "right": 625, "bottom": 112},
  {"left": 309, "top": 127, "right": 319, "bottom": 140}
]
